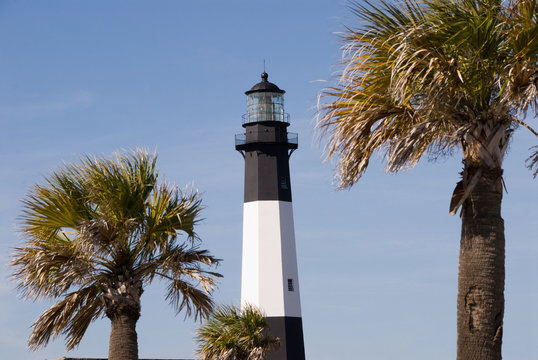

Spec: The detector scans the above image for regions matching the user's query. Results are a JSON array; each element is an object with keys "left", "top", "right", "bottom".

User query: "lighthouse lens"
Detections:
[{"left": 247, "top": 92, "right": 284, "bottom": 123}]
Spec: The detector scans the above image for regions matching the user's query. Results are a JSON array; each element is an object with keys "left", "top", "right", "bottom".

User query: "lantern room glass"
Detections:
[{"left": 246, "top": 92, "right": 285, "bottom": 123}]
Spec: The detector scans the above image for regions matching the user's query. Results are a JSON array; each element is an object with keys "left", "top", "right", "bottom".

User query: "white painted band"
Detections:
[{"left": 241, "top": 200, "right": 302, "bottom": 317}]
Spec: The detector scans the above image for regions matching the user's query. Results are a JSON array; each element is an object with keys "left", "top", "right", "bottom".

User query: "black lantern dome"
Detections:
[
  {"left": 245, "top": 72, "right": 285, "bottom": 95},
  {"left": 243, "top": 72, "right": 288, "bottom": 124}
]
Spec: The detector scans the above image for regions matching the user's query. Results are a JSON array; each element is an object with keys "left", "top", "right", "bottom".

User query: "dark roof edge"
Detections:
[{"left": 59, "top": 358, "right": 193, "bottom": 360}]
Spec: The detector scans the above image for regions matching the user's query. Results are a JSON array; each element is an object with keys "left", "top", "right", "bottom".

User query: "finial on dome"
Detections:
[{"left": 261, "top": 72, "right": 268, "bottom": 82}]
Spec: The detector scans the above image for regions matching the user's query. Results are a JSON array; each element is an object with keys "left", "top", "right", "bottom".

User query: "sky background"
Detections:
[{"left": 0, "top": 1, "right": 537, "bottom": 359}]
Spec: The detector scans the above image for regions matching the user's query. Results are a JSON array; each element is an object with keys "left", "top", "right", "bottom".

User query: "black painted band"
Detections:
[
  {"left": 237, "top": 121, "right": 296, "bottom": 203},
  {"left": 266, "top": 316, "right": 306, "bottom": 360}
]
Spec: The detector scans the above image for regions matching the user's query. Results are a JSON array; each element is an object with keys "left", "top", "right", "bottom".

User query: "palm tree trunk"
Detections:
[
  {"left": 108, "top": 311, "right": 139, "bottom": 360},
  {"left": 457, "top": 166, "right": 505, "bottom": 360}
]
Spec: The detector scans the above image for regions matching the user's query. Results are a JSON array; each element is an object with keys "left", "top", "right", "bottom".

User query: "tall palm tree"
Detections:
[
  {"left": 318, "top": 0, "right": 538, "bottom": 358},
  {"left": 195, "top": 304, "right": 279, "bottom": 360},
  {"left": 11, "top": 150, "right": 222, "bottom": 360}
]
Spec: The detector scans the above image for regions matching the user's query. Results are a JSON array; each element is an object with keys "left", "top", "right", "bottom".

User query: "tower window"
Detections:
[
  {"left": 287, "top": 278, "right": 294, "bottom": 292},
  {"left": 280, "top": 176, "right": 288, "bottom": 190}
]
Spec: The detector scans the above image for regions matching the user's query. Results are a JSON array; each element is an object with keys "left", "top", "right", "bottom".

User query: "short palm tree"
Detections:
[
  {"left": 11, "top": 150, "right": 222, "bottom": 360},
  {"left": 195, "top": 304, "right": 279, "bottom": 360},
  {"left": 318, "top": 0, "right": 538, "bottom": 359}
]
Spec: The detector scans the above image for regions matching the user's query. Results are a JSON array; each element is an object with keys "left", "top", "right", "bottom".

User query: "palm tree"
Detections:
[
  {"left": 195, "top": 304, "right": 279, "bottom": 360},
  {"left": 11, "top": 150, "right": 222, "bottom": 360},
  {"left": 318, "top": 0, "right": 538, "bottom": 358}
]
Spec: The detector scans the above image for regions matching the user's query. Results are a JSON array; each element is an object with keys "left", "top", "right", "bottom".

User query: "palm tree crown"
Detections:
[
  {"left": 195, "top": 304, "right": 279, "bottom": 360},
  {"left": 319, "top": 0, "right": 538, "bottom": 189},
  {"left": 11, "top": 150, "right": 221, "bottom": 358}
]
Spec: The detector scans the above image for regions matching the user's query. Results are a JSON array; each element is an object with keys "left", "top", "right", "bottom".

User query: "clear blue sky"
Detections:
[{"left": 1, "top": 1, "right": 537, "bottom": 359}]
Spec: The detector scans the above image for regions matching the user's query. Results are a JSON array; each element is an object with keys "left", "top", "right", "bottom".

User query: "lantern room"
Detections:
[{"left": 243, "top": 72, "right": 289, "bottom": 124}]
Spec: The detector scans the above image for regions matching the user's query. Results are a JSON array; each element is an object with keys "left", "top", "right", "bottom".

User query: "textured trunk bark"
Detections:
[
  {"left": 108, "top": 312, "right": 139, "bottom": 360},
  {"left": 457, "top": 166, "right": 505, "bottom": 360}
]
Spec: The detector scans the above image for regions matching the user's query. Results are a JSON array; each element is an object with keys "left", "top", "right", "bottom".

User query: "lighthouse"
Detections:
[{"left": 235, "top": 72, "right": 305, "bottom": 360}]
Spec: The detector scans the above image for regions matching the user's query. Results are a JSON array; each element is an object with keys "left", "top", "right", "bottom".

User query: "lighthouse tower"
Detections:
[{"left": 235, "top": 72, "right": 305, "bottom": 360}]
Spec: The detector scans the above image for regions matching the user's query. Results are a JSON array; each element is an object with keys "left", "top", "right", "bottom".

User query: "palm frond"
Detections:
[
  {"left": 151, "top": 245, "right": 222, "bottom": 321},
  {"left": 21, "top": 168, "right": 91, "bottom": 240},
  {"left": 502, "top": 0, "right": 538, "bottom": 113},
  {"left": 28, "top": 285, "right": 104, "bottom": 350},
  {"left": 526, "top": 145, "right": 538, "bottom": 177},
  {"left": 78, "top": 150, "right": 157, "bottom": 226},
  {"left": 165, "top": 278, "right": 215, "bottom": 321},
  {"left": 141, "top": 185, "right": 203, "bottom": 253},
  {"left": 11, "top": 233, "right": 95, "bottom": 299}
]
